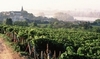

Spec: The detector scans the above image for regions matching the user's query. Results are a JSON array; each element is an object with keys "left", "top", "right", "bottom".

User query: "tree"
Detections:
[
  {"left": 14, "top": 21, "right": 28, "bottom": 26},
  {"left": 95, "top": 19, "right": 100, "bottom": 23},
  {"left": 92, "top": 19, "right": 100, "bottom": 26},
  {"left": 4, "top": 18, "right": 13, "bottom": 25}
]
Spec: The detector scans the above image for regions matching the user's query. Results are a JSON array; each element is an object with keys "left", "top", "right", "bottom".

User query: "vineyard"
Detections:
[{"left": 0, "top": 25, "right": 100, "bottom": 59}]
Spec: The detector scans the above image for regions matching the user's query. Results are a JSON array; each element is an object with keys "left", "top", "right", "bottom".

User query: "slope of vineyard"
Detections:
[{"left": 0, "top": 25, "right": 100, "bottom": 59}]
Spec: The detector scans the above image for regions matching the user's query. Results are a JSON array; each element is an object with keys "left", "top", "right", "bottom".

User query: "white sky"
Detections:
[{"left": 0, "top": 0, "right": 100, "bottom": 12}]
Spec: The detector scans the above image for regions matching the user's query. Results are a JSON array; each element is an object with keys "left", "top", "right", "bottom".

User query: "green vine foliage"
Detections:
[{"left": 0, "top": 25, "right": 100, "bottom": 59}]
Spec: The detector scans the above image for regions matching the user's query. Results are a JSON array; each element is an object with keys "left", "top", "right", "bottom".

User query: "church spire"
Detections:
[{"left": 21, "top": 6, "right": 23, "bottom": 11}]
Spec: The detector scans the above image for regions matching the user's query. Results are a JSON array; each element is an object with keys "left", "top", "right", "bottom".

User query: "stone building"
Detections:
[{"left": 10, "top": 7, "right": 25, "bottom": 21}]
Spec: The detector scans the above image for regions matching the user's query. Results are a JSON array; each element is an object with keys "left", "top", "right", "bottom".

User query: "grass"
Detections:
[
  {"left": 0, "top": 34, "right": 21, "bottom": 53},
  {"left": 0, "top": 34, "right": 11, "bottom": 46},
  {"left": 0, "top": 34, "right": 29, "bottom": 57}
]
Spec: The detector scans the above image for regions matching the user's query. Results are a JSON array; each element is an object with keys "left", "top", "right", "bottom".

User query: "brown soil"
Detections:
[{"left": 0, "top": 37, "right": 25, "bottom": 59}]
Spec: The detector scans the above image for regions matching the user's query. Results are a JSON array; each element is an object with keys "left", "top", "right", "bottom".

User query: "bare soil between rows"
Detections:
[{"left": 0, "top": 37, "right": 25, "bottom": 59}]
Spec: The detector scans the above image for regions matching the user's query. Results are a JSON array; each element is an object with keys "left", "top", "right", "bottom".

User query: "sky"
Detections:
[{"left": 0, "top": 0, "right": 100, "bottom": 12}]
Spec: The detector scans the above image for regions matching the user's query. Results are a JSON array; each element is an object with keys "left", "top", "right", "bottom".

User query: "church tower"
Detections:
[{"left": 21, "top": 6, "right": 24, "bottom": 11}]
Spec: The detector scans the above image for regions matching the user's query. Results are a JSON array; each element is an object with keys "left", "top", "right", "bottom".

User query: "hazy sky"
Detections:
[{"left": 0, "top": 0, "right": 100, "bottom": 12}]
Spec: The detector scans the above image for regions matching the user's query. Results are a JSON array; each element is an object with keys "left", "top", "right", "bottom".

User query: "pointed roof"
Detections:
[{"left": 21, "top": 6, "right": 23, "bottom": 11}]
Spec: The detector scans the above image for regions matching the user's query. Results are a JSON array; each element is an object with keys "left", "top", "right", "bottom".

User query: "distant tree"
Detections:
[
  {"left": 14, "top": 21, "right": 28, "bottom": 26},
  {"left": 92, "top": 19, "right": 100, "bottom": 26},
  {"left": 23, "top": 21, "right": 28, "bottom": 26},
  {"left": 95, "top": 19, "right": 100, "bottom": 25},
  {"left": 79, "top": 21, "right": 92, "bottom": 29},
  {"left": 4, "top": 18, "right": 13, "bottom": 25},
  {"left": 95, "top": 19, "right": 100, "bottom": 22}
]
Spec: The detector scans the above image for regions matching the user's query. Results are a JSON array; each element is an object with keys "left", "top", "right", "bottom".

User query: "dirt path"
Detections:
[{"left": 0, "top": 38, "right": 24, "bottom": 59}]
